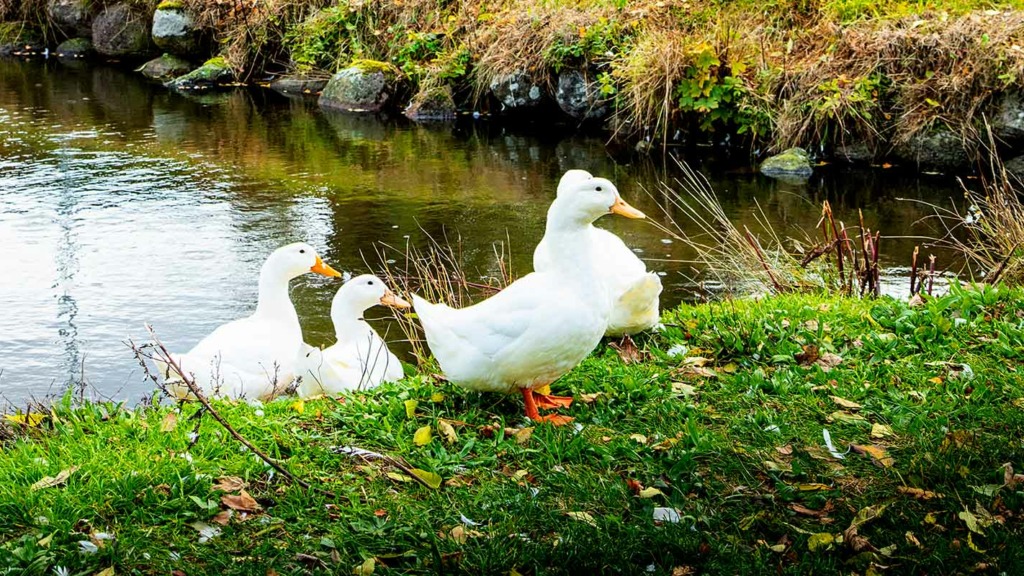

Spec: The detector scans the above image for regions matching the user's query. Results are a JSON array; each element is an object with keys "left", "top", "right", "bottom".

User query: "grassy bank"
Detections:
[
  {"left": 4, "top": 0, "right": 1024, "bottom": 160},
  {"left": 2, "top": 283, "right": 1023, "bottom": 574}
]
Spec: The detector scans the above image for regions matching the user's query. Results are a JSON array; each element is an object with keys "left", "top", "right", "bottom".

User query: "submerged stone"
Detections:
[
  {"left": 555, "top": 70, "right": 609, "bottom": 121},
  {"left": 269, "top": 74, "right": 329, "bottom": 96},
  {"left": 1005, "top": 155, "right": 1024, "bottom": 181},
  {"left": 490, "top": 72, "right": 545, "bottom": 111},
  {"left": 167, "top": 56, "right": 234, "bottom": 91},
  {"left": 760, "top": 147, "right": 814, "bottom": 179},
  {"left": 56, "top": 37, "right": 94, "bottom": 59},
  {"left": 48, "top": 0, "right": 93, "bottom": 38},
  {"left": 152, "top": 4, "right": 204, "bottom": 57},
  {"left": 403, "top": 86, "right": 457, "bottom": 122},
  {"left": 138, "top": 53, "right": 192, "bottom": 80},
  {"left": 93, "top": 4, "right": 153, "bottom": 59},
  {"left": 318, "top": 62, "right": 396, "bottom": 113}
]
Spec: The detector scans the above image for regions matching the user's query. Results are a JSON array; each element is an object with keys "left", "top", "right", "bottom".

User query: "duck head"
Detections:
[
  {"left": 332, "top": 274, "right": 411, "bottom": 325},
  {"left": 555, "top": 169, "right": 594, "bottom": 197},
  {"left": 550, "top": 177, "right": 646, "bottom": 225},
  {"left": 263, "top": 242, "right": 342, "bottom": 281}
]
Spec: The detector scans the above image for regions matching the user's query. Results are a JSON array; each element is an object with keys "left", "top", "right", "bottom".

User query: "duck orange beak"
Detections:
[
  {"left": 310, "top": 255, "right": 342, "bottom": 278},
  {"left": 380, "top": 289, "right": 412, "bottom": 309},
  {"left": 610, "top": 196, "right": 645, "bottom": 219}
]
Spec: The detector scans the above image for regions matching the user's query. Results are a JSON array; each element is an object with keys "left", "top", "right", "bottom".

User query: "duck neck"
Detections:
[
  {"left": 331, "top": 301, "right": 373, "bottom": 343},
  {"left": 543, "top": 208, "right": 601, "bottom": 287},
  {"left": 254, "top": 264, "right": 298, "bottom": 324}
]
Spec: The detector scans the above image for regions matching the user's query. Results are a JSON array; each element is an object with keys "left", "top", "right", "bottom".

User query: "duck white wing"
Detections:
[
  {"left": 590, "top": 229, "right": 662, "bottom": 335},
  {"left": 413, "top": 272, "right": 606, "bottom": 393},
  {"left": 162, "top": 316, "right": 299, "bottom": 400}
]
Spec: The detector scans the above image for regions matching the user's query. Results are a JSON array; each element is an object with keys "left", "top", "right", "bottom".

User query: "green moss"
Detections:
[
  {"left": 202, "top": 55, "right": 230, "bottom": 69},
  {"left": 0, "top": 22, "right": 42, "bottom": 45},
  {"left": 156, "top": 0, "right": 185, "bottom": 10},
  {"left": 348, "top": 58, "right": 397, "bottom": 75}
]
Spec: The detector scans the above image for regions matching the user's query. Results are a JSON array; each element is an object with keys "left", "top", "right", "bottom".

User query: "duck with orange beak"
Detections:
[
  {"left": 296, "top": 274, "right": 411, "bottom": 397},
  {"left": 155, "top": 242, "right": 342, "bottom": 401},
  {"left": 412, "top": 177, "right": 645, "bottom": 424}
]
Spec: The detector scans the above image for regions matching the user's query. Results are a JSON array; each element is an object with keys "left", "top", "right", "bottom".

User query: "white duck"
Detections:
[
  {"left": 412, "top": 178, "right": 645, "bottom": 424},
  {"left": 295, "top": 274, "right": 410, "bottom": 398},
  {"left": 155, "top": 242, "right": 341, "bottom": 401},
  {"left": 534, "top": 169, "right": 663, "bottom": 336}
]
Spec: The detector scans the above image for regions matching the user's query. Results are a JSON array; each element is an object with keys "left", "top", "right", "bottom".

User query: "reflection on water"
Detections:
[{"left": 0, "top": 58, "right": 963, "bottom": 405}]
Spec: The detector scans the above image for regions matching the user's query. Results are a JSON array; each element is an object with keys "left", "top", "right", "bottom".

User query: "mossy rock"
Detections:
[
  {"left": 319, "top": 64, "right": 397, "bottom": 113},
  {"left": 555, "top": 69, "right": 609, "bottom": 121},
  {"left": 56, "top": 37, "right": 94, "bottom": 59},
  {"left": 157, "top": 0, "right": 186, "bottom": 9},
  {"left": 349, "top": 59, "right": 399, "bottom": 77},
  {"left": 490, "top": 71, "right": 546, "bottom": 111},
  {"left": 1004, "top": 155, "right": 1024, "bottom": 181},
  {"left": 138, "top": 53, "right": 192, "bottom": 80},
  {"left": 167, "top": 56, "right": 234, "bottom": 91},
  {"left": 894, "top": 127, "right": 973, "bottom": 172},
  {"left": 152, "top": 3, "right": 205, "bottom": 57},
  {"left": 269, "top": 74, "right": 329, "bottom": 96},
  {"left": 760, "top": 147, "right": 814, "bottom": 179},
  {"left": 403, "top": 86, "right": 457, "bottom": 122},
  {"left": 48, "top": 0, "right": 94, "bottom": 37}
]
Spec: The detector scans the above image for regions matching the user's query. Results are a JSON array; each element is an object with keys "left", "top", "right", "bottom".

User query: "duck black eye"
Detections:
[
  {"left": 299, "top": 249, "right": 306, "bottom": 254},
  {"left": 595, "top": 186, "right": 603, "bottom": 192},
  {"left": 367, "top": 280, "right": 374, "bottom": 285}
]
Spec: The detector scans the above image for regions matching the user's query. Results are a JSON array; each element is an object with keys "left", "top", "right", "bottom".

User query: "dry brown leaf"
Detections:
[
  {"left": 31, "top": 466, "right": 79, "bottom": 491},
  {"left": 898, "top": 486, "right": 944, "bottom": 500},
  {"left": 816, "top": 353, "right": 843, "bottom": 371},
  {"left": 790, "top": 503, "right": 828, "bottom": 518},
  {"left": 514, "top": 427, "right": 533, "bottom": 445},
  {"left": 211, "top": 510, "right": 234, "bottom": 525},
  {"left": 213, "top": 476, "right": 246, "bottom": 492},
  {"left": 160, "top": 412, "right": 178, "bottom": 432},
  {"left": 672, "top": 567, "right": 695, "bottom": 576},
  {"left": 905, "top": 531, "right": 921, "bottom": 547},
  {"left": 830, "top": 395, "right": 862, "bottom": 411},
  {"left": 795, "top": 344, "right": 820, "bottom": 365},
  {"left": 870, "top": 423, "right": 895, "bottom": 439},
  {"left": 851, "top": 444, "right": 895, "bottom": 467},
  {"left": 438, "top": 419, "right": 458, "bottom": 444},
  {"left": 578, "top": 392, "right": 604, "bottom": 404},
  {"left": 221, "top": 490, "right": 261, "bottom": 512},
  {"left": 775, "top": 445, "right": 793, "bottom": 455},
  {"left": 610, "top": 335, "right": 643, "bottom": 364}
]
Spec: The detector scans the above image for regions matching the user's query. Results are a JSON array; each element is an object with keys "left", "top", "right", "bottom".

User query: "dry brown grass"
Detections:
[{"left": 374, "top": 230, "right": 513, "bottom": 362}]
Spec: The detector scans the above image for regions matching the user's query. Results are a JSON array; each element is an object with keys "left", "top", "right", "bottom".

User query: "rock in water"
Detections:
[
  {"left": 93, "top": 4, "right": 153, "bottom": 59},
  {"left": 993, "top": 92, "right": 1024, "bottom": 144},
  {"left": 269, "top": 75, "right": 329, "bottom": 96},
  {"left": 555, "top": 70, "right": 609, "bottom": 121},
  {"left": 152, "top": 2, "right": 204, "bottom": 57},
  {"left": 318, "top": 62, "right": 396, "bottom": 113},
  {"left": 490, "top": 72, "right": 545, "bottom": 111},
  {"left": 760, "top": 147, "right": 814, "bottom": 179},
  {"left": 56, "top": 38, "right": 94, "bottom": 59},
  {"left": 167, "top": 56, "right": 234, "bottom": 91},
  {"left": 404, "top": 86, "right": 457, "bottom": 122},
  {"left": 139, "top": 53, "right": 192, "bottom": 81},
  {"left": 48, "top": 0, "right": 93, "bottom": 38},
  {"left": 895, "top": 127, "right": 973, "bottom": 172}
]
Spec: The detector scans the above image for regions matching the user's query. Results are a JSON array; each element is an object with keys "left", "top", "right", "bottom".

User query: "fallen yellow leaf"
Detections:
[
  {"left": 289, "top": 400, "right": 305, "bottom": 415},
  {"left": 514, "top": 427, "right": 533, "bottom": 445},
  {"left": 413, "top": 425, "right": 432, "bottom": 446},
  {"left": 566, "top": 511, "right": 597, "bottom": 526},
  {"left": 638, "top": 487, "right": 665, "bottom": 498},
  {"left": 807, "top": 532, "right": 835, "bottom": 551},
  {"left": 404, "top": 399, "right": 418, "bottom": 419},
  {"left": 5, "top": 412, "right": 46, "bottom": 427},
  {"left": 221, "top": 490, "right": 261, "bottom": 512},
  {"left": 438, "top": 419, "right": 458, "bottom": 444},
  {"left": 31, "top": 466, "right": 79, "bottom": 491},
  {"left": 830, "top": 396, "right": 862, "bottom": 411},
  {"left": 160, "top": 412, "right": 177, "bottom": 432},
  {"left": 409, "top": 468, "right": 442, "bottom": 489}
]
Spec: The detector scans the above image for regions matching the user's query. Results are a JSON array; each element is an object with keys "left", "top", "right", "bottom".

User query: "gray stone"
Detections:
[
  {"left": 490, "top": 72, "right": 545, "bottom": 111},
  {"left": 895, "top": 127, "right": 973, "bottom": 171},
  {"left": 1004, "top": 155, "right": 1024, "bottom": 182},
  {"left": 138, "top": 53, "right": 192, "bottom": 80},
  {"left": 555, "top": 70, "right": 609, "bottom": 121},
  {"left": 993, "top": 92, "right": 1024, "bottom": 144},
  {"left": 167, "top": 56, "right": 234, "bottom": 91},
  {"left": 318, "top": 65, "right": 394, "bottom": 113},
  {"left": 48, "top": 0, "right": 92, "bottom": 38},
  {"left": 92, "top": 4, "right": 153, "bottom": 59},
  {"left": 152, "top": 5, "right": 203, "bottom": 57},
  {"left": 269, "top": 75, "right": 329, "bottom": 96},
  {"left": 835, "top": 140, "right": 875, "bottom": 163},
  {"left": 760, "top": 147, "right": 814, "bottom": 178},
  {"left": 55, "top": 37, "right": 93, "bottom": 58},
  {"left": 404, "top": 86, "right": 457, "bottom": 122}
]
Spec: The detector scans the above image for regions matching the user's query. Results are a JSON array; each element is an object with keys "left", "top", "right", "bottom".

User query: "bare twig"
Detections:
[{"left": 141, "top": 324, "right": 337, "bottom": 499}]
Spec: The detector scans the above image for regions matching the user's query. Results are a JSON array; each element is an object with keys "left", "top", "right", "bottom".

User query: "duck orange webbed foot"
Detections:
[
  {"left": 536, "top": 414, "right": 575, "bottom": 426},
  {"left": 533, "top": 393, "right": 573, "bottom": 409}
]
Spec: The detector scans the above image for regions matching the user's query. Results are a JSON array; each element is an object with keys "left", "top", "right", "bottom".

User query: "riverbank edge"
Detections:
[
  {"left": 2, "top": 1, "right": 1024, "bottom": 177},
  {"left": 2, "top": 286, "right": 1023, "bottom": 574}
]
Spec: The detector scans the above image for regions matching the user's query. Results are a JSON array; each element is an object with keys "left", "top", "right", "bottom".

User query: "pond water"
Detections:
[{"left": 0, "top": 58, "right": 962, "bottom": 406}]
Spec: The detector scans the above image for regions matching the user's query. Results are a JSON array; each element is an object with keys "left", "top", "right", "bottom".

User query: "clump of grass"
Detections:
[{"left": 928, "top": 153, "right": 1024, "bottom": 284}]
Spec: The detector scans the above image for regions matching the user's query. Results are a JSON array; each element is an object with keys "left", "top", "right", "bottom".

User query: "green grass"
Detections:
[{"left": 2, "top": 283, "right": 1024, "bottom": 574}]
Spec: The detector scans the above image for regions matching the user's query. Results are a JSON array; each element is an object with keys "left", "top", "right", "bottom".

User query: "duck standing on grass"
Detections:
[
  {"left": 534, "top": 169, "right": 663, "bottom": 337},
  {"left": 412, "top": 178, "right": 646, "bottom": 424},
  {"left": 154, "top": 242, "right": 341, "bottom": 401},
  {"left": 295, "top": 274, "right": 410, "bottom": 398}
]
